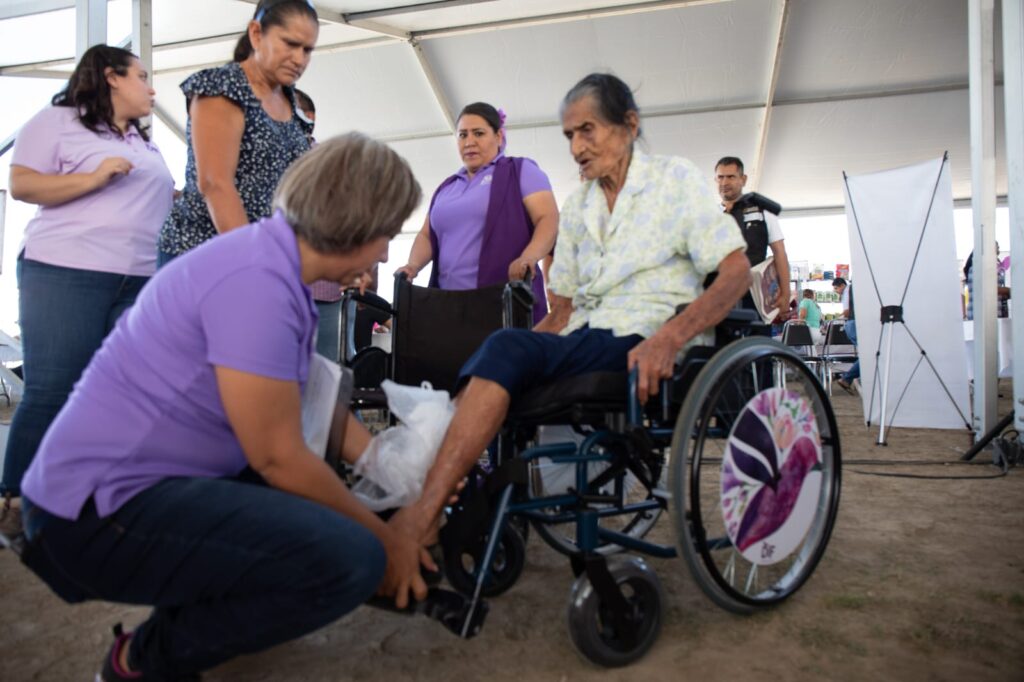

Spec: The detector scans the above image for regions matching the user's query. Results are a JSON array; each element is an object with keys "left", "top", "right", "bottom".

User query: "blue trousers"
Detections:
[
  {"left": 458, "top": 327, "right": 644, "bottom": 401},
  {"left": 1, "top": 258, "right": 148, "bottom": 496},
  {"left": 22, "top": 474, "right": 384, "bottom": 679}
]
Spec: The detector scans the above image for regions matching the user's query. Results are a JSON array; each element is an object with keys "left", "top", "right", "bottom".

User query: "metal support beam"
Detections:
[
  {"left": 749, "top": 0, "right": 789, "bottom": 191},
  {"left": 346, "top": 1, "right": 500, "bottom": 22},
  {"left": 76, "top": 0, "right": 107, "bottom": 59},
  {"left": 153, "top": 102, "right": 186, "bottom": 143},
  {"left": 132, "top": 0, "right": 153, "bottom": 128},
  {"left": 0, "top": 190, "right": 6, "bottom": 276},
  {"left": 412, "top": 0, "right": 732, "bottom": 40},
  {"left": 1003, "top": 0, "right": 1024, "bottom": 432},
  {"left": 0, "top": 0, "right": 75, "bottom": 21},
  {"left": 347, "top": 18, "right": 411, "bottom": 39},
  {"left": 410, "top": 38, "right": 455, "bottom": 133},
  {"left": 0, "top": 133, "right": 15, "bottom": 158},
  {"left": 0, "top": 69, "right": 70, "bottom": 80},
  {"left": 969, "top": 0, "right": 998, "bottom": 438},
  {"left": 235, "top": 0, "right": 411, "bottom": 39}
]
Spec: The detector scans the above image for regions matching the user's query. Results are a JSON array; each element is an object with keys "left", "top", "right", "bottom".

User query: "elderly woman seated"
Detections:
[
  {"left": 388, "top": 73, "right": 753, "bottom": 556},
  {"left": 18, "top": 134, "right": 430, "bottom": 681}
]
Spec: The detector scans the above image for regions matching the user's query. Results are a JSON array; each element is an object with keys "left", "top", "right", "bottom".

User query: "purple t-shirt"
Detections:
[
  {"left": 21, "top": 212, "right": 317, "bottom": 520},
  {"left": 12, "top": 106, "right": 174, "bottom": 276},
  {"left": 429, "top": 154, "right": 551, "bottom": 290}
]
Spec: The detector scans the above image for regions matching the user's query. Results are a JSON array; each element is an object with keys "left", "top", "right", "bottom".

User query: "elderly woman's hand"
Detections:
[
  {"left": 508, "top": 258, "right": 535, "bottom": 282},
  {"left": 627, "top": 330, "right": 680, "bottom": 404}
]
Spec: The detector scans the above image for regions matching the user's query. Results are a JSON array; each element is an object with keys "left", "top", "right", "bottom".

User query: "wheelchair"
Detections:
[{"left": 437, "top": 310, "right": 842, "bottom": 666}]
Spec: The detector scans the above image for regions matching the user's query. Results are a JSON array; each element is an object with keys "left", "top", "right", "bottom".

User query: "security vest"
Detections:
[{"left": 727, "top": 193, "right": 779, "bottom": 267}]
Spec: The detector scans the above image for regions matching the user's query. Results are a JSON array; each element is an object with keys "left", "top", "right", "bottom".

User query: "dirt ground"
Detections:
[{"left": 2, "top": 384, "right": 1023, "bottom": 681}]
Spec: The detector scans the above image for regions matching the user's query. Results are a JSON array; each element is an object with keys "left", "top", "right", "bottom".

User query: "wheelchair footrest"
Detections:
[{"left": 366, "top": 587, "right": 489, "bottom": 639}]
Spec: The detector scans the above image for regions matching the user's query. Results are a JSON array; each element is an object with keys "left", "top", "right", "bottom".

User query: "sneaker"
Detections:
[
  {"left": 97, "top": 624, "right": 141, "bottom": 681},
  {"left": 836, "top": 378, "right": 855, "bottom": 395},
  {"left": 96, "top": 624, "right": 201, "bottom": 682}
]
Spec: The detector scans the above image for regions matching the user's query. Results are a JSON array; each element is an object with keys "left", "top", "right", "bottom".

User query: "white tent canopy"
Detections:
[{"left": 0, "top": 0, "right": 1012, "bottom": 215}]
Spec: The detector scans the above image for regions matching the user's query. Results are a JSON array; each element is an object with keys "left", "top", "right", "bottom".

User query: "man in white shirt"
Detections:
[{"left": 715, "top": 156, "right": 791, "bottom": 315}]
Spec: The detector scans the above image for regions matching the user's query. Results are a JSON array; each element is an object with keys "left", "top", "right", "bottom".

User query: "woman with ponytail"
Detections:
[
  {"left": 0, "top": 44, "right": 173, "bottom": 518},
  {"left": 396, "top": 102, "right": 559, "bottom": 323},
  {"left": 158, "top": 0, "right": 319, "bottom": 264}
]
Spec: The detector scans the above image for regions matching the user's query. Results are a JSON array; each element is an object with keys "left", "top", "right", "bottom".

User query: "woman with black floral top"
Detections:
[{"left": 158, "top": 0, "right": 318, "bottom": 264}]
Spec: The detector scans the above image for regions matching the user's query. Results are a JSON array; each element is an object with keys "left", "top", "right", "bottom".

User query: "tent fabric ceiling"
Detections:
[{"left": 0, "top": 0, "right": 1008, "bottom": 223}]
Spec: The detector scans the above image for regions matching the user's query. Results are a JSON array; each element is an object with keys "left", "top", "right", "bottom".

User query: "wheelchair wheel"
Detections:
[
  {"left": 669, "top": 337, "right": 841, "bottom": 614},
  {"left": 528, "top": 434, "right": 666, "bottom": 557},
  {"left": 443, "top": 524, "right": 526, "bottom": 597},
  {"left": 566, "top": 556, "right": 664, "bottom": 667}
]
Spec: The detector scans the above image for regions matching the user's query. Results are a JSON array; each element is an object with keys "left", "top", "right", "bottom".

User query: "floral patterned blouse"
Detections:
[
  {"left": 548, "top": 152, "right": 746, "bottom": 344},
  {"left": 158, "top": 62, "right": 312, "bottom": 257}
]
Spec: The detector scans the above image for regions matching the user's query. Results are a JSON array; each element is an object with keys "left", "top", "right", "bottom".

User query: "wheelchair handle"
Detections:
[{"left": 341, "top": 288, "right": 393, "bottom": 316}]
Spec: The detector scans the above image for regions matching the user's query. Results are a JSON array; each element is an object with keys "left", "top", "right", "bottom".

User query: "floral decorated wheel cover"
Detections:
[{"left": 721, "top": 388, "right": 823, "bottom": 566}]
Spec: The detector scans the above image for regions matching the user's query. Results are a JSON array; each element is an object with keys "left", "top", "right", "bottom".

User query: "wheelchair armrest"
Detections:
[
  {"left": 722, "top": 308, "right": 760, "bottom": 324},
  {"left": 626, "top": 368, "right": 673, "bottom": 427},
  {"left": 673, "top": 303, "right": 759, "bottom": 324},
  {"left": 341, "top": 288, "right": 393, "bottom": 316}
]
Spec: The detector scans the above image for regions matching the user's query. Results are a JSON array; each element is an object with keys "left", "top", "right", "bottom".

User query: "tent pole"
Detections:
[
  {"left": 1003, "top": 0, "right": 1024, "bottom": 436},
  {"left": 969, "top": 0, "right": 998, "bottom": 439},
  {"left": 75, "top": 0, "right": 106, "bottom": 59},
  {"left": 877, "top": 321, "right": 895, "bottom": 445}
]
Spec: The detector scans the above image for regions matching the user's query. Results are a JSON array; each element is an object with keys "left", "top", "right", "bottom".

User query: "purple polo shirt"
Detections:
[
  {"left": 429, "top": 153, "right": 551, "bottom": 289},
  {"left": 22, "top": 212, "right": 317, "bottom": 520},
  {"left": 12, "top": 106, "right": 174, "bottom": 276}
]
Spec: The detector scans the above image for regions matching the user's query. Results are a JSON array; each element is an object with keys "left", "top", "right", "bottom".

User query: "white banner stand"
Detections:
[{"left": 843, "top": 154, "right": 972, "bottom": 444}]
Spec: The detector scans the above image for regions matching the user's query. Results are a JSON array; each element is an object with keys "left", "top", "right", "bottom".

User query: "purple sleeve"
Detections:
[
  {"left": 518, "top": 158, "right": 553, "bottom": 198},
  {"left": 11, "top": 107, "right": 62, "bottom": 174},
  {"left": 200, "top": 269, "right": 307, "bottom": 381}
]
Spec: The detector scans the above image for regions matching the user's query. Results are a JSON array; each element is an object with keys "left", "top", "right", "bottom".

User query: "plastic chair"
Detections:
[
  {"left": 781, "top": 320, "right": 824, "bottom": 385},
  {"left": 820, "top": 319, "right": 858, "bottom": 395}
]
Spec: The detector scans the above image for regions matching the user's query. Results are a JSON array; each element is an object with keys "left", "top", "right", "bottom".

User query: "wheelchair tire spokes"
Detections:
[
  {"left": 669, "top": 337, "right": 842, "bottom": 615},
  {"left": 526, "top": 433, "right": 667, "bottom": 557}
]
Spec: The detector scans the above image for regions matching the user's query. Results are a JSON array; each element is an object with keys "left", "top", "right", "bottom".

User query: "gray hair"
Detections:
[
  {"left": 274, "top": 133, "right": 421, "bottom": 253},
  {"left": 561, "top": 72, "right": 642, "bottom": 138}
]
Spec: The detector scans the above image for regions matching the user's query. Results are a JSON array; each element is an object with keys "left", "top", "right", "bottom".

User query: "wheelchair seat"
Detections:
[{"left": 508, "top": 371, "right": 627, "bottom": 425}]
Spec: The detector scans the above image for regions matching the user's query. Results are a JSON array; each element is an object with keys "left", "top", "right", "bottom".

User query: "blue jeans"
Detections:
[
  {"left": 0, "top": 258, "right": 148, "bottom": 496},
  {"left": 21, "top": 474, "right": 384, "bottom": 678},
  {"left": 315, "top": 300, "right": 342, "bottom": 363},
  {"left": 842, "top": 319, "right": 860, "bottom": 382}
]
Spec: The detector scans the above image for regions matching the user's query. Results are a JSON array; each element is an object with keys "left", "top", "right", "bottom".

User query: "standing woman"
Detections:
[
  {"left": 158, "top": 0, "right": 318, "bottom": 263},
  {"left": 0, "top": 45, "right": 173, "bottom": 517},
  {"left": 397, "top": 103, "right": 559, "bottom": 323}
]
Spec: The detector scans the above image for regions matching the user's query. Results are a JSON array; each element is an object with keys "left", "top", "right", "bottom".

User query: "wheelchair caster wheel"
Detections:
[
  {"left": 444, "top": 524, "right": 526, "bottom": 597},
  {"left": 566, "top": 556, "right": 664, "bottom": 667}
]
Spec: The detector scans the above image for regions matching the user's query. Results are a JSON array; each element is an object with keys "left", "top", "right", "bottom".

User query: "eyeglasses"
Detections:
[{"left": 254, "top": 0, "right": 317, "bottom": 23}]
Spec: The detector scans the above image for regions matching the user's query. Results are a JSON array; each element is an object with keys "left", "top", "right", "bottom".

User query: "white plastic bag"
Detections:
[{"left": 351, "top": 380, "right": 455, "bottom": 511}]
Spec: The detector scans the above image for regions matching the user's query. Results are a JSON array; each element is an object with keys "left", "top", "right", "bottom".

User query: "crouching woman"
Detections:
[{"left": 18, "top": 133, "right": 428, "bottom": 681}]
